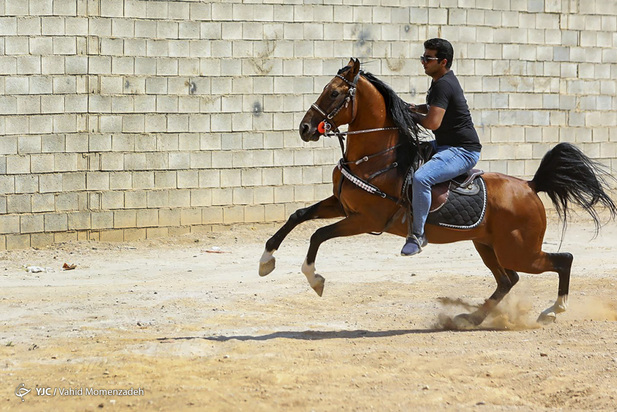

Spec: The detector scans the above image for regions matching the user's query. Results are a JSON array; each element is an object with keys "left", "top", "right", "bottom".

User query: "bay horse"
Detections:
[{"left": 259, "top": 58, "right": 616, "bottom": 327}]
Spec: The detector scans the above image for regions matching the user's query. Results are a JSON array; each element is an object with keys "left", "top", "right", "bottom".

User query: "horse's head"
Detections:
[{"left": 299, "top": 58, "right": 361, "bottom": 142}]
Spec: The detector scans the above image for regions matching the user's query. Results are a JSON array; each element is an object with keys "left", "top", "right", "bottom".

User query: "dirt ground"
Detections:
[{"left": 1, "top": 211, "right": 617, "bottom": 411}]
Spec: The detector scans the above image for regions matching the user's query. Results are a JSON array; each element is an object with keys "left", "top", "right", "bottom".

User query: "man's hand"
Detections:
[{"left": 409, "top": 103, "right": 429, "bottom": 114}]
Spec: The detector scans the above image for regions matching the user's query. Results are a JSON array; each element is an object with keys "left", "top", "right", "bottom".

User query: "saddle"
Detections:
[{"left": 430, "top": 169, "right": 484, "bottom": 212}]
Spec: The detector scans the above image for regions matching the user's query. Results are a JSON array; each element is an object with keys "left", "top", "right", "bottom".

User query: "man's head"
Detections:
[{"left": 423, "top": 38, "right": 454, "bottom": 69}]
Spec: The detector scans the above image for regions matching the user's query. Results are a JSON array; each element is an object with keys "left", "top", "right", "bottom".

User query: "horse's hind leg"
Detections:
[
  {"left": 498, "top": 246, "right": 573, "bottom": 324},
  {"left": 536, "top": 252, "right": 573, "bottom": 324},
  {"left": 259, "top": 196, "right": 344, "bottom": 277},
  {"left": 454, "top": 242, "right": 520, "bottom": 328}
]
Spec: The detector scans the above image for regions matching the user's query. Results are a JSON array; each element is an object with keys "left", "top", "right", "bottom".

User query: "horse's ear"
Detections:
[{"left": 350, "top": 58, "right": 360, "bottom": 76}]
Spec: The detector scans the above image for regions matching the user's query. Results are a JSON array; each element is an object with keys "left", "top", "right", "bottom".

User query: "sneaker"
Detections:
[{"left": 400, "top": 234, "right": 428, "bottom": 256}]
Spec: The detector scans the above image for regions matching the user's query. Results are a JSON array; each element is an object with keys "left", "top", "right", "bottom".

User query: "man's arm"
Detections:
[{"left": 411, "top": 105, "right": 445, "bottom": 130}]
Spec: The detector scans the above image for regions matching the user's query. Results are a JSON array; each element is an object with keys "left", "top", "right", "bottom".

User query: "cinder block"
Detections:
[
  {"left": 15, "top": 174, "right": 39, "bottom": 193},
  {"left": 191, "top": 188, "right": 211, "bottom": 206},
  {"left": 181, "top": 208, "right": 201, "bottom": 225},
  {"left": 136, "top": 209, "right": 158, "bottom": 227},
  {"left": 86, "top": 172, "right": 109, "bottom": 190},
  {"left": 241, "top": 168, "right": 262, "bottom": 186},
  {"left": 6, "top": 234, "right": 30, "bottom": 250},
  {"left": 91, "top": 211, "right": 113, "bottom": 230},
  {"left": 0, "top": 175, "right": 14, "bottom": 194},
  {"left": 223, "top": 206, "right": 244, "bottom": 224},
  {"left": 233, "top": 187, "right": 253, "bottom": 205},
  {"left": 6, "top": 155, "right": 30, "bottom": 174},
  {"left": 32, "top": 193, "right": 54, "bottom": 212},
  {"left": 133, "top": 171, "right": 155, "bottom": 189},
  {"left": 202, "top": 206, "right": 223, "bottom": 224},
  {"left": 154, "top": 171, "right": 176, "bottom": 188},
  {"left": 0, "top": 215, "right": 20, "bottom": 234},
  {"left": 159, "top": 208, "right": 180, "bottom": 226},
  {"left": 147, "top": 190, "right": 169, "bottom": 208},
  {"left": 125, "top": 191, "right": 147, "bottom": 209},
  {"left": 169, "top": 226, "right": 190, "bottom": 236},
  {"left": 54, "top": 231, "right": 78, "bottom": 243},
  {"left": 122, "top": 228, "right": 145, "bottom": 241},
  {"left": 21, "top": 214, "right": 44, "bottom": 233},
  {"left": 6, "top": 116, "right": 29, "bottom": 134},
  {"left": 211, "top": 188, "right": 232, "bottom": 206},
  {"left": 30, "top": 233, "right": 54, "bottom": 249},
  {"left": 220, "top": 169, "right": 240, "bottom": 187},
  {"left": 114, "top": 210, "right": 137, "bottom": 228},
  {"left": 190, "top": 151, "right": 212, "bottom": 169},
  {"left": 146, "top": 227, "right": 168, "bottom": 239},
  {"left": 264, "top": 203, "right": 285, "bottom": 222},
  {"left": 199, "top": 169, "right": 220, "bottom": 188},
  {"left": 254, "top": 186, "right": 274, "bottom": 204},
  {"left": 169, "top": 190, "right": 190, "bottom": 207},
  {"left": 7, "top": 194, "right": 31, "bottom": 213},
  {"left": 109, "top": 172, "right": 132, "bottom": 190},
  {"left": 101, "top": 191, "right": 124, "bottom": 209},
  {"left": 178, "top": 170, "right": 199, "bottom": 188},
  {"left": 55, "top": 192, "right": 79, "bottom": 211},
  {"left": 100, "top": 229, "right": 124, "bottom": 242},
  {"left": 68, "top": 211, "right": 90, "bottom": 230},
  {"left": 125, "top": 153, "right": 147, "bottom": 170},
  {"left": 274, "top": 186, "right": 294, "bottom": 203},
  {"left": 245, "top": 205, "right": 265, "bottom": 223},
  {"left": 169, "top": 152, "right": 190, "bottom": 169},
  {"left": 44, "top": 213, "right": 68, "bottom": 232},
  {"left": 101, "top": 153, "right": 124, "bottom": 171}
]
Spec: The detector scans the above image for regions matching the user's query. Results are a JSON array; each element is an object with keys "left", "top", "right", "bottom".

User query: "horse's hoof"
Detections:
[
  {"left": 311, "top": 274, "right": 325, "bottom": 297},
  {"left": 452, "top": 313, "right": 478, "bottom": 330},
  {"left": 537, "top": 311, "right": 557, "bottom": 325},
  {"left": 259, "top": 250, "right": 276, "bottom": 277},
  {"left": 259, "top": 257, "right": 275, "bottom": 277}
]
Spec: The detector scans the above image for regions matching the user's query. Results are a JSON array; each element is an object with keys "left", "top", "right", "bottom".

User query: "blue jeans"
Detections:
[{"left": 411, "top": 142, "right": 480, "bottom": 235}]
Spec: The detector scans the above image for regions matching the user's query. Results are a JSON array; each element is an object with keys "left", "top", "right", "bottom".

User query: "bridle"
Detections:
[
  {"left": 309, "top": 71, "right": 398, "bottom": 158},
  {"left": 309, "top": 73, "right": 360, "bottom": 135},
  {"left": 308, "top": 70, "right": 404, "bottom": 205}
]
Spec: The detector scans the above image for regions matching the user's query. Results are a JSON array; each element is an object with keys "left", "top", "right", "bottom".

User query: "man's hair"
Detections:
[{"left": 424, "top": 38, "right": 454, "bottom": 69}]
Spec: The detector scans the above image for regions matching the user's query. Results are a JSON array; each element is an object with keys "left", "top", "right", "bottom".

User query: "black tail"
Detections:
[{"left": 532, "top": 142, "right": 617, "bottom": 235}]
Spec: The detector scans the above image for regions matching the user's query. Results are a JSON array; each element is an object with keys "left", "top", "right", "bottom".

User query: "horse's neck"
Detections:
[{"left": 345, "top": 101, "right": 398, "bottom": 162}]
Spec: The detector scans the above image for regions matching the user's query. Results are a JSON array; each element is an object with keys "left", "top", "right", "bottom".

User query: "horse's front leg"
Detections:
[
  {"left": 301, "top": 213, "right": 380, "bottom": 296},
  {"left": 259, "top": 196, "right": 344, "bottom": 277}
]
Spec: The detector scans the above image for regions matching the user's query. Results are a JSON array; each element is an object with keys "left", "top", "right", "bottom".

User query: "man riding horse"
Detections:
[{"left": 402, "top": 38, "right": 482, "bottom": 256}]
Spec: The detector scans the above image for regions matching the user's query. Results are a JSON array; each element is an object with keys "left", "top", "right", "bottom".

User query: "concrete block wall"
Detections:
[{"left": 0, "top": 0, "right": 616, "bottom": 249}]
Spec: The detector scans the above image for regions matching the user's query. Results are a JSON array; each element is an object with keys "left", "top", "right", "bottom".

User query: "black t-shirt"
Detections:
[{"left": 426, "top": 71, "right": 481, "bottom": 152}]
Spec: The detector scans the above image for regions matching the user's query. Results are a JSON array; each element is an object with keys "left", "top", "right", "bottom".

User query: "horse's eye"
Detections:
[{"left": 330, "top": 90, "right": 339, "bottom": 98}]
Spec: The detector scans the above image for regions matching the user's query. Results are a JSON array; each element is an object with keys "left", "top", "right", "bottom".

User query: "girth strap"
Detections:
[{"left": 337, "top": 160, "right": 399, "bottom": 203}]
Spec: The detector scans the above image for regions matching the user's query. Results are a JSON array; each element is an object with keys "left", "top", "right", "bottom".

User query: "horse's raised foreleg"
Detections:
[
  {"left": 454, "top": 242, "right": 520, "bottom": 328},
  {"left": 259, "top": 196, "right": 345, "bottom": 277},
  {"left": 302, "top": 213, "right": 379, "bottom": 296}
]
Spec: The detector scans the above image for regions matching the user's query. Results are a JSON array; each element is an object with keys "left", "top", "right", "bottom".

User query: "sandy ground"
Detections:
[{"left": 1, "top": 212, "right": 617, "bottom": 411}]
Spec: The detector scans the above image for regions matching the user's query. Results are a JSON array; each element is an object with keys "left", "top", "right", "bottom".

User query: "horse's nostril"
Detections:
[{"left": 300, "top": 123, "right": 310, "bottom": 135}]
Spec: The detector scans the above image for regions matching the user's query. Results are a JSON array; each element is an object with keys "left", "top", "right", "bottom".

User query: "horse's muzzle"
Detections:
[{"left": 299, "top": 122, "right": 320, "bottom": 142}]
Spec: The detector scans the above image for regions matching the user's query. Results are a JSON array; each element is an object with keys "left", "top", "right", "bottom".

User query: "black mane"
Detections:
[{"left": 359, "top": 71, "right": 422, "bottom": 170}]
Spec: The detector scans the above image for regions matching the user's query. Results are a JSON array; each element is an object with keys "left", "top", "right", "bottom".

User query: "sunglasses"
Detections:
[{"left": 420, "top": 55, "right": 439, "bottom": 63}]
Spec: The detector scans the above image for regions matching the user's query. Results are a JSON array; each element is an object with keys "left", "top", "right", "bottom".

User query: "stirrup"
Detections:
[{"left": 401, "top": 234, "right": 427, "bottom": 256}]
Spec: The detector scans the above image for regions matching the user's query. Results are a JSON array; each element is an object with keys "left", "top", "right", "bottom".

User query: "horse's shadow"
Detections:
[{"left": 157, "top": 327, "right": 487, "bottom": 343}]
